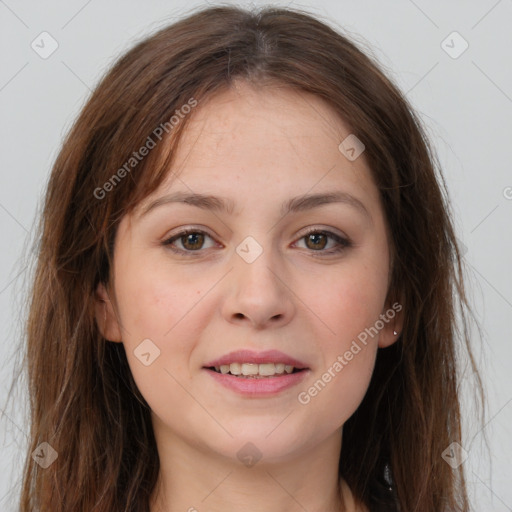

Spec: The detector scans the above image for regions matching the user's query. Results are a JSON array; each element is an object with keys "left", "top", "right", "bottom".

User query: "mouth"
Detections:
[
  {"left": 202, "top": 349, "right": 310, "bottom": 394},
  {"left": 205, "top": 362, "right": 307, "bottom": 379}
]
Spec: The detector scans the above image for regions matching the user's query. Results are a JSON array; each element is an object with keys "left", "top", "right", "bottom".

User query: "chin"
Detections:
[{"left": 211, "top": 422, "right": 311, "bottom": 465}]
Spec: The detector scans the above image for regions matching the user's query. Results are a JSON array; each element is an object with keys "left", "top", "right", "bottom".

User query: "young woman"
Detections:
[{"left": 18, "top": 4, "right": 484, "bottom": 511}]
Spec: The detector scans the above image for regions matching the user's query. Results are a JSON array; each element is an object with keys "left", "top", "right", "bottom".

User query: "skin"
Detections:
[{"left": 95, "top": 80, "right": 403, "bottom": 512}]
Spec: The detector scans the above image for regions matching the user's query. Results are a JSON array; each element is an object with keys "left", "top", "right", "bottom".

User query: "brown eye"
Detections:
[
  {"left": 163, "top": 229, "right": 216, "bottom": 254},
  {"left": 295, "top": 229, "right": 352, "bottom": 255},
  {"left": 304, "top": 232, "right": 328, "bottom": 250},
  {"left": 180, "top": 232, "right": 205, "bottom": 250}
]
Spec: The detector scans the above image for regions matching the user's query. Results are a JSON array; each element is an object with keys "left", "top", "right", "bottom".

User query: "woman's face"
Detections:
[{"left": 96, "top": 81, "right": 401, "bottom": 464}]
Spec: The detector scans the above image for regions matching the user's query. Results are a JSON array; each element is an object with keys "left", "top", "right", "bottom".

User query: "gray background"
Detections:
[{"left": 1, "top": 0, "right": 511, "bottom": 510}]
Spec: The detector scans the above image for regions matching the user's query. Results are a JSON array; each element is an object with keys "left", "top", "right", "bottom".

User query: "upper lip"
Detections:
[{"left": 204, "top": 349, "right": 309, "bottom": 369}]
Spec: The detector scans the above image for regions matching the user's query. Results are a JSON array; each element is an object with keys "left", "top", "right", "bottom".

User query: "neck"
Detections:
[{"left": 149, "top": 424, "right": 356, "bottom": 512}]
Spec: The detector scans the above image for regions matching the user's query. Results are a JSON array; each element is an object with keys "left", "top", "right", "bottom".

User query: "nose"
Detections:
[{"left": 221, "top": 244, "right": 296, "bottom": 330}]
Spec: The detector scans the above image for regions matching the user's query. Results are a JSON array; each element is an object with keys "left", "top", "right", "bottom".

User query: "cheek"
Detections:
[
  {"left": 306, "top": 258, "right": 389, "bottom": 346},
  {"left": 327, "top": 350, "right": 377, "bottom": 426},
  {"left": 113, "top": 269, "right": 202, "bottom": 419},
  {"left": 300, "top": 307, "right": 379, "bottom": 430},
  {"left": 112, "top": 257, "right": 215, "bottom": 386},
  {"left": 295, "top": 253, "right": 387, "bottom": 420},
  {"left": 113, "top": 254, "right": 201, "bottom": 338},
  {"left": 297, "top": 335, "right": 378, "bottom": 441}
]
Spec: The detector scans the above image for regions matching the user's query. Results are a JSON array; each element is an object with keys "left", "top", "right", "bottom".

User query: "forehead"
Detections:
[
  {"left": 178, "top": 81, "right": 352, "bottom": 164},
  {"left": 137, "top": 81, "right": 382, "bottom": 220}
]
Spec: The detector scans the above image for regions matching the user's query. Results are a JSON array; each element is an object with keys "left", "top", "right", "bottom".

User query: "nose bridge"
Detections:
[
  {"left": 234, "top": 234, "right": 282, "bottom": 299},
  {"left": 223, "top": 234, "right": 294, "bottom": 327}
]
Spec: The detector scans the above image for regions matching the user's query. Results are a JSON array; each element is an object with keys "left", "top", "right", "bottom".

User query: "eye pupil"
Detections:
[
  {"left": 306, "top": 233, "right": 327, "bottom": 250},
  {"left": 183, "top": 232, "right": 204, "bottom": 250}
]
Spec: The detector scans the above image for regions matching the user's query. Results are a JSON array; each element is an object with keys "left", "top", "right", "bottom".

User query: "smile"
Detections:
[
  {"left": 210, "top": 362, "right": 301, "bottom": 377},
  {"left": 204, "top": 366, "right": 309, "bottom": 396}
]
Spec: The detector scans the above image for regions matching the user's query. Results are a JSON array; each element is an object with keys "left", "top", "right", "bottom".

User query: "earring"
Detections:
[{"left": 393, "top": 330, "right": 398, "bottom": 336}]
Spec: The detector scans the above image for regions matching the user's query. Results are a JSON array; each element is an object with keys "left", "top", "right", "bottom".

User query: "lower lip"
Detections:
[{"left": 204, "top": 368, "right": 309, "bottom": 396}]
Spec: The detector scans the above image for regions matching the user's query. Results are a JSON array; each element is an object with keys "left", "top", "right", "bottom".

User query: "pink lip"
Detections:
[
  {"left": 205, "top": 367, "right": 310, "bottom": 396},
  {"left": 204, "top": 349, "right": 309, "bottom": 369}
]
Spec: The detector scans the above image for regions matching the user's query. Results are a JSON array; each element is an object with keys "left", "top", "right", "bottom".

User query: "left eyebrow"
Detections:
[
  {"left": 283, "top": 191, "right": 371, "bottom": 222},
  {"left": 139, "top": 190, "right": 372, "bottom": 223}
]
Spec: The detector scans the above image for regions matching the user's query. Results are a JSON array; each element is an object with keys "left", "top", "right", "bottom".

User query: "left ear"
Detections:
[
  {"left": 94, "top": 281, "right": 123, "bottom": 342},
  {"left": 378, "top": 294, "right": 404, "bottom": 349}
]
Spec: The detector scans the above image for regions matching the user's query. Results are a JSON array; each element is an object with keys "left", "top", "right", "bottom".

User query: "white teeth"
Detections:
[
  {"left": 212, "top": 362, "right": 300, "bottom": 376},
  {"left": 229, "top": 362, "right": 241, "bottom": 375},
  {"left": 241, "top": 363, "right": 259, "bottom": 376},
  {"left": 258, "top": 363, "right": 276, "bottom": 376}
]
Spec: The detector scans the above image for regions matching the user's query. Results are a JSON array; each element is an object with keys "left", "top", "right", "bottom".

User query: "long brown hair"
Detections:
[{"left": 13, "top": 4, "right": 485, "bottom": 511}]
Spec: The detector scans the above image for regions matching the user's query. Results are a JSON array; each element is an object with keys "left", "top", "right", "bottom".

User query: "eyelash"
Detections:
[{"left": 162, "top": 227, "right": 352, "bottom": 257}]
